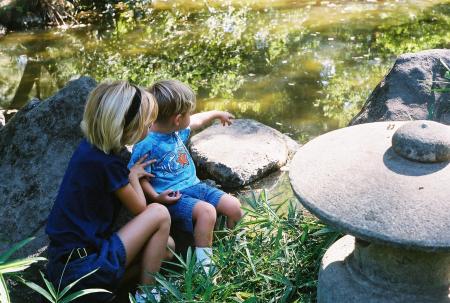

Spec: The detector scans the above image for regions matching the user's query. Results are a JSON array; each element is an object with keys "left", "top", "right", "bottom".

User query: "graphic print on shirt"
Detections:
[{"left": 151, "top": 134, "right": 190, "bottom": 176}]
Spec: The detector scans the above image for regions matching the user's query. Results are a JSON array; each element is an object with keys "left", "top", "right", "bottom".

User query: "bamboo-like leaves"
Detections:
[
  {"left": 134, "top": 190, "right": 340, "bottom": 302},
  {"left": 0, "top": 237, "right": 45, "bottom": 303},
  {"left": 21, "top": 268, "right": 111, "bottom": 303}
]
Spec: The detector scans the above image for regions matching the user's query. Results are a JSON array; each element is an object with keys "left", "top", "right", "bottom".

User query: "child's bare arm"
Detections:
[
  {"left": 189, "top": 110, "right": 234, "bottom": 131},
  {"left": 141, "top": 178, "right": 182, "bottom": 205}
]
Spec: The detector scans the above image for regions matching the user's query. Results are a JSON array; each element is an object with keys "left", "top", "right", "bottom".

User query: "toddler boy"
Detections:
[{"left": 129, "top": 79, "right": 243, "bottom": 273}]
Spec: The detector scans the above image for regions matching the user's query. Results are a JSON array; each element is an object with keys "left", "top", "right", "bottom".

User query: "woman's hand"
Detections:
[
  {"left": 129, "top": 154, "right": 155, "bottom": 182},
  {"left": 156, "top": 189, "right": 182, "bottom": 205},
  {"left": 216, "top": 111, "right": 234, "bottom": 126}
]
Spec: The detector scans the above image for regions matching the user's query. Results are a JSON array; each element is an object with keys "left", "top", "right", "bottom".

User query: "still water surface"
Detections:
[{"left": 1, "top": 0, "right": 449, "bottom": 142}]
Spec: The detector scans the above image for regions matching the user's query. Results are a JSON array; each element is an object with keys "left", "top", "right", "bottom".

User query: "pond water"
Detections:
[{"left": 1, "top": 0, "right": 450, "bottom": 202}]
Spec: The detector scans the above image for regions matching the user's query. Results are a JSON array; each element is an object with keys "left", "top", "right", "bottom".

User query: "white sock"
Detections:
[{"left": 195, "top": 247, "right": 213, "bottom": 271}]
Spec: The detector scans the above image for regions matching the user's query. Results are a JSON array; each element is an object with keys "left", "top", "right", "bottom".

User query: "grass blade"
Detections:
[
  {"left": 58, "top": 267, "right": 101, "bottom": 299},
  {"left": 0, "top": 274, "right": 11, "bottom": 303},
  {"left": 20, "top": 279, "right": 54, "bottom": 302},
  {"left": 0, "top": 237, "right": 35, "bottom": 264},
  {"left": 0, "top": 257, "right": 45, "bottom": 274},
  {"left": 155, "top": 275, "right": 183, "bottom": 300},
  {"left": 40, "top": 271, "right": 57, "bottom": 300},
  {"left": 59, "top": 288, "right": 111, "bottom": 303}
]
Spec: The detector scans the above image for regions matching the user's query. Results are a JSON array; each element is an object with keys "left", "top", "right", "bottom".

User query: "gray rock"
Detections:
[
  {"left": 3, "top": 109, "right": 19, "bottom": 123},
  {"left": 392, "top": 120, "right": 450, "bottom": 163},
  {"left": 350, "top": 49, "right": 450, "bottom": 126},
  {"left": 0, "top": 76, "right": 97, "bottom": 256},
  {"left": 190, "top": 119, "right": 298, "bottom": 188},
  {"left": 289, "top": 121, "right": 450, "bottom": 251}
]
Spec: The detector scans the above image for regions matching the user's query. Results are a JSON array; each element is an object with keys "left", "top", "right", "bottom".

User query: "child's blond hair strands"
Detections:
[{"left": 149, "top": 79, "right": 196, "bottom": 123}]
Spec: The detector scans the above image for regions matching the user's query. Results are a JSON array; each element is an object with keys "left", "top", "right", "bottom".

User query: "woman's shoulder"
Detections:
[{"left": 71, "top": 139, "right": 126, "bottom": 169}]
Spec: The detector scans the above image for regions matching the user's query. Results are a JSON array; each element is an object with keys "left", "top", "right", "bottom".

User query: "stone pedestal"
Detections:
[
  {"left": 289, "top": 120, "right": 450, "bottom": 302},
  {"left": 319, "top": 236, "right": 450, "bottom": 303}
]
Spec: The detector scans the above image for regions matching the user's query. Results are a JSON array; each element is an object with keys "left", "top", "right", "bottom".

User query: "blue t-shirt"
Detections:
[
  {"left": 128, "top": 128, "right": 200, "bottom": 193},
  {"left": 46, "top": 139, "right": 129, "bottom": 258}
]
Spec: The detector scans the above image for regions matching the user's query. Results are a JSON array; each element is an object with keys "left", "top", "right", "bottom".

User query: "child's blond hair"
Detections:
[
  {"left": 148, "top": 79, "right": 196, "bottom": 123},
  {"left": 81, "top": 80, "right": 158, "bottom": 154}
]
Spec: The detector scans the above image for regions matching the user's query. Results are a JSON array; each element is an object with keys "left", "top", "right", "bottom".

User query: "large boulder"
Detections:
[
  {"left": 350, "top": 49, "right": 450, "bottom": 126},
  {"left": 190, "top": 119, "right": 300, "bottom": 188},
  {"left": 0, "top": 76, "right": 96, "bottom": 256}
]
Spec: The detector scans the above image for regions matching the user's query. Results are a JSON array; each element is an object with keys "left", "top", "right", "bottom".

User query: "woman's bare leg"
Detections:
[
  {"left": 120, "top": 236, "right": 175, "bottom": 286},
  {"left": 117, "top": 203, "right": 171, "bottom": 285}
]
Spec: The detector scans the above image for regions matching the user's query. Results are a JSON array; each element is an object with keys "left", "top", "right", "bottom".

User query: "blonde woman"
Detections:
[{"left": 45, "top": 81, "right": 171, "bottom": 302}]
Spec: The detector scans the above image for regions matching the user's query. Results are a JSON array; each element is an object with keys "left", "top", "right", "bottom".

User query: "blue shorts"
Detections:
[
  {"left": 46, "top": 233, "right": 126, "bottom": 302},
  {"left": 166, "top": 182, "right": 225, "bottom": 233}
]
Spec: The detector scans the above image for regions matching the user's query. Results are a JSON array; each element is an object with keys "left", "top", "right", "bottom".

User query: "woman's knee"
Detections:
[{"left": 145, "top": 203, "right": 171, "bottom": 226}]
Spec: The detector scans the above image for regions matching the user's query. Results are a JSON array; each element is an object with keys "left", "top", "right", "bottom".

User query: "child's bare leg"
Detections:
[
  {"left": 192, "top": 201, "right": 216, "bottom": 272},
  {"left": 118, "top": 203, "right": 171, "bottom": 285},
  {"left": 192, "top": 201, "right": 216, "bottom": 247},
  {"left": 216, "top": 194, "right": 243, "bottom": 228}
]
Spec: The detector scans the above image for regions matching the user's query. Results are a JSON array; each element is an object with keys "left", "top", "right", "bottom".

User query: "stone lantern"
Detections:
[{"left": 289, "top": 120, "right": 450, "bottom": 302}]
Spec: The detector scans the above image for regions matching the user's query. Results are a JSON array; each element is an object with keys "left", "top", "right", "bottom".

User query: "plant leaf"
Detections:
[
  {"left": 444, "top": 70, "right": 450, "bottom": 80},
  {"left": 312, "top": 227, "right": 336, "bottom": 236},
  {"left": 0, "top": 237, "right": 35, "bottom": 264},
  {"left": 20, "top": 279, "right": 54, "bottom": 302},
  {"left": 0, "top": 274, "right": 11, "bottom": 303},
  {"left": 59, "top": 288, "right": 111, "bottom": 303},
  {"left": 40, "top": 271, "right": 57, "bottom": 300},
  {"left": 155, "top": 275, "right": 183, "bottom": 300},
  {"left": 58, "top": 267, "right": 101, "bottom": 299},
  {"left": 440, "top": 58, "right": 450, "bottom": 71},
  {"left": 0, "top": 257, "right": 45, "bottom": 274}
]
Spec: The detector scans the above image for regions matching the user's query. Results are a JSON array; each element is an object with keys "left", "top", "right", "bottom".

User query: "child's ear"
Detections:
[{"left": 173, "top": 114, "right": 183, "bottom": 126}]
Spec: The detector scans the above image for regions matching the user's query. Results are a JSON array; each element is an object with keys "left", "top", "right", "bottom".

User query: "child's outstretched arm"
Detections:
[
  {"left": 140, "top": 179, "right": 182, "bottom": 205},
  {"left": 189, "top": 110, "right": 234, "bottom": 131},
  {"left": 115, "top": 155, "right": 155, "bottom": 215}
]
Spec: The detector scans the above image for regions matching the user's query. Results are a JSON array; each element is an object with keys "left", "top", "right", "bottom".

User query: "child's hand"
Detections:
[
  {"left": 216, "top": 111, "right": 234, "bottom": 126},
  {"left": 157, "top": 189, "right": 181, "bottom": 204},
  {"left": 129, "top": 154, "right": 155, "bottom": 181}
]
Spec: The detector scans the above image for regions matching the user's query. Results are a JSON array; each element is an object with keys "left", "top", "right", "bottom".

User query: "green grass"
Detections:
[{"left": 143, "top": 190, "right": 340, "bottom": 303}]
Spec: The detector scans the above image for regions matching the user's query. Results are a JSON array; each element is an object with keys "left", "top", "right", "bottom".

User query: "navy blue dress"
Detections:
[{"left": 46, "top": 139, "right": 129, "bottom": 302}]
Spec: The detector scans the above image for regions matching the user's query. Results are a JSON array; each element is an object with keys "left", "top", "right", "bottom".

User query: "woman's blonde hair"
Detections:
[{"left": 81, "top": 80, "right": 158, "bottom": 154}]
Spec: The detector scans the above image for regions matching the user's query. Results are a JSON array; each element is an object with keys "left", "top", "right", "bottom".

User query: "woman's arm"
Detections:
[
  {"left": 189, "top": 110, "right": 234, "bottom": 131},
  {"left": 115, "top": 155, "right": 154, "bottom": 215}
]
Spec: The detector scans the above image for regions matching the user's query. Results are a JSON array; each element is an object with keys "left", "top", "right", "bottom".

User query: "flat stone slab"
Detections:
[
  {"left": 289, "top": 121, "right": 450, "bottom": 251},
  {"left": 190, "top": 119, "right": 297, "bottom": 188},
  {"left": 392, "top": 120, "right": 450, "bottom": 162}
]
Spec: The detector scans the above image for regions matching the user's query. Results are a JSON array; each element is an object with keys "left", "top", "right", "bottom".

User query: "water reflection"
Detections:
[{"left": 0, "top": 0, "right": 449, "bottom": 141}]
